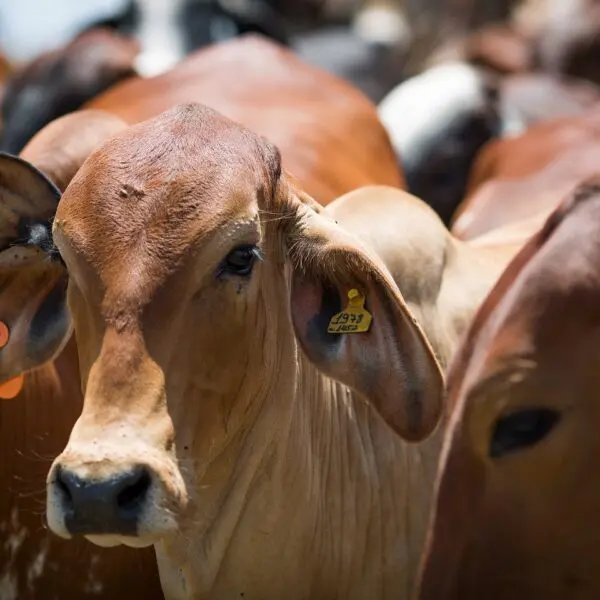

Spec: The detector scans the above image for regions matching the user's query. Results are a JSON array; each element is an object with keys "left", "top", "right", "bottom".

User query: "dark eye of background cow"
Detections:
[
  {"left": 489, "top": 408, "right": 560, "bottom": 459},
  {"left": 219, "top": 245, "right": 262, "bottom": 277}
]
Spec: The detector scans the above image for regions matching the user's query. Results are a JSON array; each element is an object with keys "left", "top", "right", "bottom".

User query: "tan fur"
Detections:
[{"left": 325, "top": 186, "right": 523, "bottom": 369}]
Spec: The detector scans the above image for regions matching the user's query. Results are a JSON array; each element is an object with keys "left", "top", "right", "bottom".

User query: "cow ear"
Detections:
[
  {"left": 286, "top": 196, "right": 444, "bottom": 442},
  {"left": 0, "top": 153, "right": 70, "bottom": 391}
]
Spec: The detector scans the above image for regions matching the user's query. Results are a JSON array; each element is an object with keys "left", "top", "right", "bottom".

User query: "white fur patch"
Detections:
[
  {"left": 378, "top": 62, "right": 485, "bottom": 153},
  {"left": 133, "top": 0, "right": 186, "bottom": 77},
  {"left": 352, "top": 5, "right": 411, "bottom": 46},
  {"left": 26, "top": 540, "right": 49, "bottom": 591}
]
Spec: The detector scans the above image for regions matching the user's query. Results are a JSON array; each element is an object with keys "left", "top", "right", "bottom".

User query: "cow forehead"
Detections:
[
  {"left": 56, "top": 104, "right": 273, "bottom": 276},
  {"left": 53, "top": 104, "right": 276, "bottom": 322}
]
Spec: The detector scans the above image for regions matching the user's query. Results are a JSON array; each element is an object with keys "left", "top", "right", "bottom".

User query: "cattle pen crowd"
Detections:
[{"left": 0, "top": 0, "right": 599, "bottom": 599}]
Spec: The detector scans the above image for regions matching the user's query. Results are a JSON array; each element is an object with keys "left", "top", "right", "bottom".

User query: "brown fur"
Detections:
[
  {"left": 419, "top": 178, "right": 600, "bottom": 599},
  {"left": 35, "top": 101, "right": 538, "bottom": 599},
  {"left": 453, "top": 107, "right": 600, "bottom": 239},
  {"left": 87, "top": 34, "right": 405, "bottom": 204}
]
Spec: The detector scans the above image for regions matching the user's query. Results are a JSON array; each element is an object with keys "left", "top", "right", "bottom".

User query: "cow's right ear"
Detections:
[{"left": 0, "top": 153, "right": 70, "bottom": 394}]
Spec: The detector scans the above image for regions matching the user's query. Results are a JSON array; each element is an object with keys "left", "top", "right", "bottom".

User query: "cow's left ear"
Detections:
[
  {"left": 286, "top": 193, "right": 444, "bottom": 442},
  {"left": 0, "top": 153, "right": 70, "bottom": 391}
]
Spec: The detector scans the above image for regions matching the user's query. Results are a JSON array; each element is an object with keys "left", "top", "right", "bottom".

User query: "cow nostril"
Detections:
[
  {"left": 116, "top": 468, "right": 151, "bottom": 514},
  {"left": 55, "top": 467, "right": 75, "bottom": 508}
]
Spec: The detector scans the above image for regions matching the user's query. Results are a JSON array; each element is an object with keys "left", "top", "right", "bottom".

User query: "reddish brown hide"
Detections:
[
  {"left": 452, "top": 108, "right": 600, "bottom": 239},
  {"left": 419, "top": 179, "right": 600, "bottom": 600},
  {"left": 88, "top": 34, "right": 405, "bottom": 204}
]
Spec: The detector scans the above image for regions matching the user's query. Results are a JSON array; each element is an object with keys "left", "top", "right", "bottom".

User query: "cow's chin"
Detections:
[{"left": 85, "top": 534, "right": 156, "bottom": 549}]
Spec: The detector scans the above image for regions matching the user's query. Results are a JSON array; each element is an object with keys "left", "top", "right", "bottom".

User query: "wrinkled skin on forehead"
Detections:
[{"left": 419, "top": 180, "right": 600, "bottom": 600}]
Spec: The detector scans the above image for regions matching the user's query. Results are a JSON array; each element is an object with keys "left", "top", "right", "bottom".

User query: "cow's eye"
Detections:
[
  {"left": 489, "top": 408, "right": 560, "bottom": 458},
  {"left": 220, "top": 245, "right": 262, "bottom": 277}
]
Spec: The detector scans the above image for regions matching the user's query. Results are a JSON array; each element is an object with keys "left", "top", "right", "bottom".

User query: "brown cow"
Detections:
[
  {"left": 0, "top": 99, "right": 535, "bottom": 599},
  {"left": 0, "top": 110, "right": 164, "bottom": 599},
  {"left": 418, "top": 178, "right": 600, "bottom": 600},
  {"left": 88, "top": 34, "right": 404, "bottom": 204},
  {"left": 452, "top": 107, "right": 600, "bottom": 239},
  {"left": 426, "top": 23, "right": 533, "bottom": 75}
]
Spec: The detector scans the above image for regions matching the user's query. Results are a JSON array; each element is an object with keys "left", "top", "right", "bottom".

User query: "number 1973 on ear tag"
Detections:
[{"left": 328, "top": 289, "right": 372, "bottom": 334}]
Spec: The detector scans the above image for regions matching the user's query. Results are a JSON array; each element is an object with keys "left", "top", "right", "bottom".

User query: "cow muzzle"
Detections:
[{"left": 47, "top": 445, "right": 187, "bottom": 547}]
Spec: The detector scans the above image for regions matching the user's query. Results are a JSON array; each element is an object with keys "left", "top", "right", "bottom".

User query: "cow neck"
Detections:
[{"left": 156, "top": 332, "right": 443, "bottom": 599}]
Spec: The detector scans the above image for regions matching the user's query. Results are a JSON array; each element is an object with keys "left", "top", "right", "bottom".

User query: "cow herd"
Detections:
[{"left": 1, "top": 1, "right": 600, "bottom": 599}]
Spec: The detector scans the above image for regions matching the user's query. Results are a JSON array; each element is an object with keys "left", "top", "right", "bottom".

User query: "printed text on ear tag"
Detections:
[{"left": 328, "top": 289, "right": 372, "bottom": 334}]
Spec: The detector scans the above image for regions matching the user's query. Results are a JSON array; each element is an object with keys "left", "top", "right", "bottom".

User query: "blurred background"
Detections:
[
  {"left": 0, "top": 0, "right": 598, "bottom": 222},
  {"left": 0, "top": 0, "right": 588, "bottom": 103}
]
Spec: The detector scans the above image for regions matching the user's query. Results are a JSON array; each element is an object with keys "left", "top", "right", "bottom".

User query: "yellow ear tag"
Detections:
[{"left": 328, "top": 289, "right": 372, "bottom": 334}]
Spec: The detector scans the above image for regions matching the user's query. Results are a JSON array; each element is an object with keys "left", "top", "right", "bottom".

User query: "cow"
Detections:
[
  {"left": 87, "top": 34, "right": 405, "bottom": 204},
  {"left": 0, "top": 95, "right": 534, "bottom": 598},
  {"left": 0, "top": 27, "right": 139, "bottom": 155},
  {"left": 426, "top": 23, "right": 533, "bottom": 75},
  {"left": 417, "top": 177, "right": 600, "bottom": 600},
  {"left": 378, "top": 62, "right": 501, "bottom": 224},
  {"left": 452, "top": 107, "right": 600, "bottom": 240},
  {"left": 0, "top": 110, "right": 164, "bottom": 599},
  {"left": 62, "top": 0, "right": 409, "bottom": 98}
]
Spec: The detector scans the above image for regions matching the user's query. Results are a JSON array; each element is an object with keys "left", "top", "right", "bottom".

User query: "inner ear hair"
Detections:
[
  {"left": 271, "top": 172, "right": 326, "bottom": 219},
  {"left": 282, "top": 185, "right": 381, "bottom": 286}
]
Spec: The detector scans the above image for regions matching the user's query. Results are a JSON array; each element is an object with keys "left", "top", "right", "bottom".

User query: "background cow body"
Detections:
[
  {"left": 88, "top": 34, "right": 405, "bottom": 204},
  {"left": 452, "top": 108, "right": 600, "bottom": 240},
  {"left": 0, "top": 28, "right": 139, "bottom": 154}
]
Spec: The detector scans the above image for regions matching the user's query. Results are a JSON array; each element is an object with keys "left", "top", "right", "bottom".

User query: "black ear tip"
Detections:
[{"left": 0, "top": 152, "right": 62, "bottom": 201}]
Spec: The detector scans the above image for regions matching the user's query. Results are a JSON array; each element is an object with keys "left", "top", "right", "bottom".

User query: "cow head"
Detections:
[
  {"left": 2, "top": 104, "right": 442, "bottom": 548},
  {"left": 418, "top": 180, "right": 600, "bottom": 600}
]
